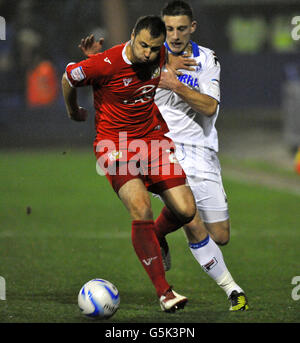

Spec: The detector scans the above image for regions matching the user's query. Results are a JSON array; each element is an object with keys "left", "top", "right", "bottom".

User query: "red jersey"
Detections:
[{"left": 65, "top": 42, "right": 168, "bottom": 141}]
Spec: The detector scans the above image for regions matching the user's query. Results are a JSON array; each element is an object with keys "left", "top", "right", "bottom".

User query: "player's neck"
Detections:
[
  {"left": 125, "top": 42, "right": 134, "bottom": 63},
  {"left": 185, "top": 43, "right": 193, "bottom": 55},
  {"left": 180, "top": 42, "right": 192, "bottom": 56},
  {"left": 125, "top": 41, "right": 139, "bottom": 64},
  {"left": 166, "top": 41, "right": 192, "bottom": 56}
]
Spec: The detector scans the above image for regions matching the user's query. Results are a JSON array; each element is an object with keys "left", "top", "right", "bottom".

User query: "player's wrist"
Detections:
[
  {"left": 69, "top": 106, "right": 88, "bottom": 122},
  {"left": 68, "top": 106, "right": 80, "bottom": 120},
  {"left": 67, "top": 107, "right": 79, "bottom": 118},
  {"left": 172, "top": 79, "right": 184, "bottom": 93}
]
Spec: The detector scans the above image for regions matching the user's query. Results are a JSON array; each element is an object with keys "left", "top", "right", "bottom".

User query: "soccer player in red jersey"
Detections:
[
  {"left": 61, "top": 15, "right": 196, "bottom": 312},
  {"left": 76, "top": 3, "right": 249, "bottom": 313}
]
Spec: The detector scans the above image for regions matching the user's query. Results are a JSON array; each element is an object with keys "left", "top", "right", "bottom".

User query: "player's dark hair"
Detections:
[
  {"left": 161, "top": 1, "right": 193, "bottom": 21},
  {"left": 133, "top": 15, "right": 166, "bottom": 39}
]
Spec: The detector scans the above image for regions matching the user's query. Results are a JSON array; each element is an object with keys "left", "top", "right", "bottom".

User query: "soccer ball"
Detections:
[{"left": 78, "top": 278, "right": 120, "bottom": 319}]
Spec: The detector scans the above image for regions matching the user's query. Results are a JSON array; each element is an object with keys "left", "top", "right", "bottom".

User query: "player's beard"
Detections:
[
  {"left": 132, "top": 57, "right": 160, "bottom": 81},
  {"left": 130, "top": 40, "right": 160, "bottom": 81},
  {"left": 130, "top": 40, "right": 150, "bottom": 64}
]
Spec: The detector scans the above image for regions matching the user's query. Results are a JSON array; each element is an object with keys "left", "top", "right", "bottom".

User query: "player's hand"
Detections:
[
  {"left": 158, "top": 66, "right": 180, "bottom": 91},
  {"left": 78, "top": 34, "right": 104, "bottom": 57},
  {"left": 168, "top": 53, "right": 197, "bottom": 72},
  {"left": 68, "top": 106, "right": 88, "bottom": 122}
]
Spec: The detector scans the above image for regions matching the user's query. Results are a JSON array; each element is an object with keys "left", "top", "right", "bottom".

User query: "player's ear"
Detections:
[
  {"left": 130, "top": 31, "right": 135, "bottom": 43},
  {"left": 190, "top": 20, "right": 197, "bottom": 34}
]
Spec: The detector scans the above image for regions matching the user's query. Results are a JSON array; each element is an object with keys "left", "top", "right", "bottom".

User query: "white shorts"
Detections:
[
  {"left": 175, "top": 144, "right": 229, "bottom": 223},
  {"left": 187, "top": 174, "right": 229, "bottom": 223}
]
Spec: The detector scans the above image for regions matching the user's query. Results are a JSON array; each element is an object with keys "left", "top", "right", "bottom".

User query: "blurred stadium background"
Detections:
[
  {"left": 1, "top": 0, "right": 300, "bottom": 158},
  {"left": 1, "top": 0, "right": 300, "bottom": 324}
]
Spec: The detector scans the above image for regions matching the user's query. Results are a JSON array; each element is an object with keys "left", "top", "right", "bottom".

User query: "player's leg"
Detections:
[
  {"left": 118, "top": 178, "right": 169, "bottom": 297},
  {"left": 159, "top": 183, "right": 240, "bottom": 299},
  {"left": 159, "top": 183, "right": 198, "bottom": 227},
  {"left": 153, "top": 142, "right": 203, "bottom": 253},
  {"left": 157, "top": 184, "right": 225, "bottom": 282},
  {"left": 183, "top": 214, "right": 245, "bottom": 301},
  {"left": 149, "top": 136, "right": 243, "bottom": 306},
  {"left": 187, "top": 178, "right": 248, "bottom": 311},
  {"left": 204, "top": 219, "right": 230, "bottom": 246},
  {"left": 155, "top": 177, "right": 248, "bottom": 310},
  {"left": 195, "top": 175, "right": 231, "bottom": 246},
  {"left": 153, "top": 184, "right": 203, "bottom": 271},
  {"left": 150, "top": 139, "right": 199, "bottom": 270},
  {"left": 118, "top": 178, "right": 187, "bottom": 311},
  {"left": 154, "top": 176, "right": 230, "bottom": 268},
  {"left": 96, "top": 141, "right": 187, "bottom": 312},
  {"left": 118, "top": 177, "right": 153, "bottom": 220},
  {"left": 181, "top": 209, "right": 239, "bottom": 297}
]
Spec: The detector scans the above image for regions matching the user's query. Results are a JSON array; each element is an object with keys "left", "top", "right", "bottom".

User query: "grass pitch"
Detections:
[{"left": 0, "top": 149, "right": 299, "bottom": 324}]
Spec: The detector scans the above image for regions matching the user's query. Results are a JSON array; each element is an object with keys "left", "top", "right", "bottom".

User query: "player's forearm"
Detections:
[
  {"left": 173, "top": 82, "right": 218, "bottom": 117},
  {"left": 61, "top": 73, "right": 80, "bottom": 118}
]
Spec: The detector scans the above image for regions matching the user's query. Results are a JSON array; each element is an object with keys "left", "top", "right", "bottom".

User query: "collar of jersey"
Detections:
[
  {"left": 122, "top": 41, "right": 132, "bottom": 65},
  {"left": 164, "top": 40, "right": 200, "bottom": 57}
]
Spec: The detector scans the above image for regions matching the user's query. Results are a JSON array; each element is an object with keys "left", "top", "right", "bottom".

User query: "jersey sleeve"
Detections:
[
  {"left": 65, "top": 52, "right": 111, "bottom": 88},
  {"left": 198, "top": 50, "right": 221, "bottom": 103}
]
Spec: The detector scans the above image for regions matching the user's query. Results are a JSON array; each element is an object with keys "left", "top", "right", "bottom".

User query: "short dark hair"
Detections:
[
  {"left": 133, "top": 15, "right": 166, "bottom": 39},
  {"left": 161, "top": 1, "right": 194, "bottom": 21}
]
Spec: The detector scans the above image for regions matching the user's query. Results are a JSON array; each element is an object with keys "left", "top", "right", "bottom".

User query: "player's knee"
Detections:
[
  {"left": 213, "top": 224, "right": 230, "bottom": 246},
  {"left": 177, "top": 204, "right": 196, "bottom": 225},
  {"left": 130, "top": 202, "right": 153, "bottom": 221},
  {"left": 215, "top": 233, "right": 230, "bottom": 246}
]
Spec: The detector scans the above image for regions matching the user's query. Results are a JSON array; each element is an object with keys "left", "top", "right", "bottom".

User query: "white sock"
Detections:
[{"left": 189, "top": 235, "right": 243, "bottom": 297}]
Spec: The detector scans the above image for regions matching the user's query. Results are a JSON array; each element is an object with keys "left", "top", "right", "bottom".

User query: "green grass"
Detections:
[
  {"left": 0, "top": 149, "right": 300, "bottom": 323},
  {"left": 220, "top": 155, "right": 299, "bottom": 180}
]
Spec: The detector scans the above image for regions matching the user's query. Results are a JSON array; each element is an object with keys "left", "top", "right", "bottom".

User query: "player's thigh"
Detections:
[
  {"left": 118, "top": 178, "right": 153, "bottom": 220},
  {"left": 189, "top": 176, "right": 230, "bottom": 244},
  {"left": 160, "top": 184, "right": 196, "bottom": 224},
  {"left": 189, "top": 176, "right": 229, "bottom": 221}
]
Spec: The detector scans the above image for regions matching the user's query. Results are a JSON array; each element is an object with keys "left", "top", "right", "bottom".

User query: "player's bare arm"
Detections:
[
  {"left": 79, "top": 34, "right": 104, "bottom": 57},
  {"left": 159, "top": 66, "right": 218, "bottom": 117},
  {"left": 61, "top": 73, "right": 88, "bottom": 121}
]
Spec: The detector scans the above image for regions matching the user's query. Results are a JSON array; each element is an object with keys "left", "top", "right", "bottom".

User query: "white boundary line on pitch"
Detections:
[{"left": 223, "top": 169, "right": 300, "bottom": 197}]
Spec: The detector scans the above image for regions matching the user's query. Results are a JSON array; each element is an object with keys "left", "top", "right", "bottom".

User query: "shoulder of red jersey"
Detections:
[
  {"left": 65, "top": 43, "right": 126, "bottom": 87},
  {"left": 95, "top": 43, "right": 126, "bottom": 70}
]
